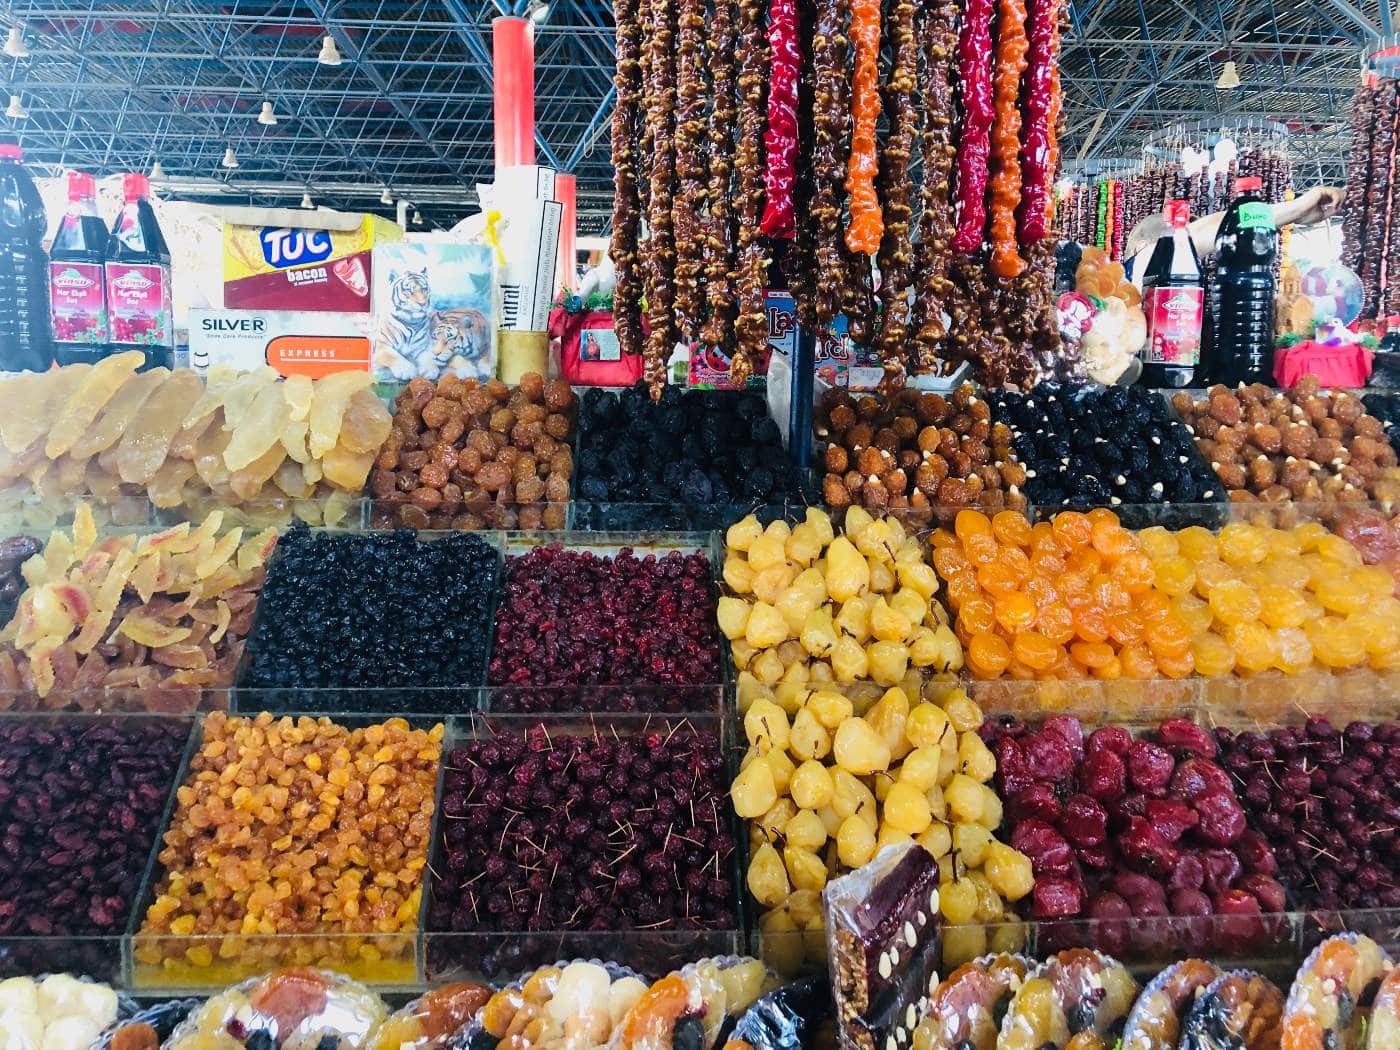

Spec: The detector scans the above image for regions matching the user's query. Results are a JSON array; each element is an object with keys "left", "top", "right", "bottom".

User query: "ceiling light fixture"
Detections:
[
  {"left": 1216, "top": 60, "right": 1241, "bottom": 90},
  {"left": 5, "top": 94, "right": 26, "bottom": 119},
  {"left": 380, "top": 187, "right": 393, "bottom": 205},
  {"left": 528, "top": 0, "right": 551, "bottom": 23},
  {"left": 301, "top": 191, "right": 314, "bottom": 209},
  {"left": 3, "top": 28, "right": 29, "bottom": 59},
  {"left": 151, "top": 160, "right": 165, "bottom": 179},
  {"left": 412, "top": 209, "right": 422, "bottom": 225},
  {"left": 257, "top": 100, "right": 277, "bottom": 125},
  {"left": 318, "top": 35, "right": 342, "bottom": 66},
  {"left": 222, "top": 146, "right": 239, "bottom": 169}
]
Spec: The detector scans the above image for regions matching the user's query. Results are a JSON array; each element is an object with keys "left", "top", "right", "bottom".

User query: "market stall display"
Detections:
[
  {"left": 135, "top": 712, "right": 442, "bottom": 984},
  {"left": 607, "top": 0, "right": 1065, "bottom": 389},
  {"left": 0, "top": 972, "right": 125, "bottom": 1050},
  {"left": 0, "top": 358, "right": 386, "bottom": 526},
  {"left": 371, "top": 373, "right": 573, "bottom": 532},
  {"left": 165, "top": 968, "right": 389, "bottom": 1048}
]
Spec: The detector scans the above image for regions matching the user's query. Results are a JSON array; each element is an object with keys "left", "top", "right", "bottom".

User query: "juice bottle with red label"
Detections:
[
  {"left": 1140, "top": 199, "right": 1206, "bottom": 388},
  {"left": 104, "top": 172, "right": 173, "bottom": 370},
  {"left": 49, "top": 170, "right": 111, "bottom": 365}
]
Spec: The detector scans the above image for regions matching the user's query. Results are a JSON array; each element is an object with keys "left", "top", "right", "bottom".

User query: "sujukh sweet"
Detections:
[{"left": 137, "top": 713, "right": 441, "bottom": 981}]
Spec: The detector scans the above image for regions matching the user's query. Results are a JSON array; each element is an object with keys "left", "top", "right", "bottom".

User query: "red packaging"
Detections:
[{"left": 552, "top": 308, "right": 644, "bottom": 386}]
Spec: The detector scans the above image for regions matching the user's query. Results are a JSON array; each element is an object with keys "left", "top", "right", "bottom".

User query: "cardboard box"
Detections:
[
  {"left": 222, "top": 208, "right": 402, "bottom": 313},
  {"left": 188, "top": 309, "right": 372, "bottom": 377},
  {"left": 371, "top": 242, "right": 497, "bottom": 383},
  {"left": 497, "top": 199, "right": 562, "bottom": 332}
]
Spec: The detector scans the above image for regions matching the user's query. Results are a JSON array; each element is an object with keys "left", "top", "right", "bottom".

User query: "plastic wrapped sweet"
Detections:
[
  {"left": 367, "top": 984, "right": 492, "bottom": 1050},
  {"left": 0, "top": 973, "right": 124, "bottom": 1050},
  {"left": 911, "top": 953, "right": 1029, "bottom": 1050},
  {"left": 825, "top": 844, "right": 943, "bottom": 1050},
  {"left": 165, "top": 968, "right": 388, "bottom": 1049},
  {"left": 1120, "top": 959, "right": 1221, "bottom": 1050},
  {"left": 1370, "top": 967, "right": 1400, "bottom": 1048},
  {"left": 1280, "top": 934, "right": 1393, "bottom": 1049},
  {"left": 455, "top": 961, "right": 648, "bottom": 1050},
  {"left": 94, "top": 1000, "right": 202, "bottom": 1050},
  {"left": 613, "top": 957, "right": 777, "bottom": 1050},
  {"left": 998, "top": 949, "right": 1139, "bottom": 1050},
  {"left": 1178, "top": 971, "right": 1283, "bottom": 1050},
  {"left": 719, "top": 977, "right": 831, "bottom": 1050}
]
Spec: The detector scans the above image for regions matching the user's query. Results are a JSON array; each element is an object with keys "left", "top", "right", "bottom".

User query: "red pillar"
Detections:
[
  {"left": 555, "top": 173, "right": 577, "bottom": 293},
  {"left": 493, "top": 17, "right": 535, "bottom": 169}
]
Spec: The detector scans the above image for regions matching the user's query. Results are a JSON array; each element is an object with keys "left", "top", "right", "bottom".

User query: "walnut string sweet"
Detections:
[
  {"left": 700, "top": 0, "right": 739, "bottom": 349},
  {"left": 1363, "top": 79, "right": 1398, "bottom": 319},
  {"left": 844, "top": 0, "right": 883, "bottom": 257},
  {"left": 1016, "top": 0, "right": 1061, "bottom": 244},
  {"left": 951, "top": 0, "right": 995, "bottom": 254},
  {"left": 789, "top": 0, "right": 820, "bottom": 331},
  {"left": 760, "top": 0, "right": 801, "bottom": 240},
  {"left": 608, "top": 0, "right": 646, "bottom": 358},
  {"left": 730, "top": 0, "right": 770, "bottom": 389},
  {"left": 643, "top": 0, "right": 680, "bottom": 396},
  {"left": 908, "top": 0, "right": 959, "bottom": 372},
  {"left": 986, "top": 0, "right": 1029, "bottom": 278},
  {"left": 873, "top": 0, "right": 920, "bottom": 389},
  {"left": 810, "top": 0, "right": 851, "bottom": 327},
  {"left": 671, "top": 0, "right": 708, "bottom": 339}
]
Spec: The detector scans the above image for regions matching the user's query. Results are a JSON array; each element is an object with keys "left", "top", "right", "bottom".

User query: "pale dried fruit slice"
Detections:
[
  {"left": 217, "top": 366, "right": 278, "bottom": 433},
  {"left": 281, "top": 417, "right": 311, "bottom": 463},
  {"left": 44, "top": 350, "right": 144, "bottom": 457},
  {"left": 273, "top": 458, "right": 315, "bottom": 499},
  {"left": 168, "top": 407, "right": 217, "bottom": 461},
  {"left": 338, "top": 387, "right": 392, "bottom": 453},
  {"left": 321, "top": 441, "right": 376, "bottom": 491},
  {"left": 3, "top": 366, "right": 90, "bottom": 455},
  {"left": 308, "top": 370, "right": 372, "bottom": 457},
  {"left": 182, "top": 363, "right": 240, "bottom": 429},
  {"left": 284, "top": 373, "right": 314, "bottom": 421},
  {"left": 115, "top": 370, "right": 203, "bottom": 484},
  {"left": 71, "top": 502, "right": 97, "bottom": 559},
  {"left": 0, "top": 434, "right": 45, "bottom": 482},
  {"left": 118, "top": 611, "right": 192, "bottom": 648},
  {"left": 193, "top": 421, "right": 233, "bottom": 490},
  {"left": 223, "top": 380, "right": 292, "bottom": 471},
  {"left": 229, "top": 442, "right": 286, "bottom": 501},
  {"left": 195, "top": 528, "right": 243, "bottom": 580},
  {"left": 148, "top": 458, "right": 197, "bottom": 508},
  {"left": 83, "top": 458, "right": 124, "bottom": 505},
  {"left": 70, "top": 365, "right": 168, "bottom": 459}
]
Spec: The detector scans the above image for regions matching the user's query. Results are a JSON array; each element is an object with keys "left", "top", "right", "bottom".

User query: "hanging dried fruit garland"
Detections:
[{"left": 609, "top": 0, "right": 1067, "bottom": 394}]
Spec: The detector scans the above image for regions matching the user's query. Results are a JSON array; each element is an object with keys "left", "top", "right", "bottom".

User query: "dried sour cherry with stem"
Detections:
[{"left": 241, "top": 525, "right": 498, "bottom": 692}]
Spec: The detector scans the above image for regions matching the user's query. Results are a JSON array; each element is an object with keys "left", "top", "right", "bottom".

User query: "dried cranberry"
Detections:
[
  {"left": 1155, "top": 718, "right": 1217, "bottom": 758},
  {"left": 1236, "top": 873, "right": 1287, "bottom": 913},
  {"left": 1010, "top": 820, "right": 1076, "bottom": 877},
  {"left": 1145, "top": 798, "right": 1199, "bottom": 843},
  {"left": 1030, "top": 876, "right": 1084, "bottom": 917},
  {"left": 1009, "top": 783, "right": 1063, "bottom": 824},
  {"left": 1170, "top": 757, "right": 1234, "bottom": 801},
  {"left": 1193, "top": 790, "right": 1247, "bottom": 846},
  {"left": 1199, "top": 848, "right": 1243, "bottom": 897},
  {"left": 1080, "top": 749, "right": 1127, "bottom": 802},
  {"left": 1041, "top": 715, "right": 1085, "bottom": 762},
  {"left": 1167, "top": 851, "right": 1205, "bottom": 892},
  {"left": 1023, "top": 730, "right": 1075, "bottom": 782},
  {"left": 1125, "top": 740, "right": 1174, "bottom": 797},
  {"left": 1087, "top": 725, "right": 1133, "bottom": 757},
  {"left": 1059, "top": 794, "right": 1108, "bottom": 848},
  {"left": 1119, "top": 816, "right": 1180, "bottom": 877}
]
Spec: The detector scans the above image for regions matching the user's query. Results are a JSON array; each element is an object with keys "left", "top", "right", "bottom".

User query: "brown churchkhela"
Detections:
[
  {"left": 642, "top": 0, "right": 680, "bottom": 397},
  {"left": 607, "top": 0, "right": 644, "bottom": 359},
  {"left": 729, "top": 0, "right": 770, "bottom": 390}
]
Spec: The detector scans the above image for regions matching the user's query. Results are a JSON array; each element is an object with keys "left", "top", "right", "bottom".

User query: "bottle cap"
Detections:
[
  {"left": 1165, "top": 200, "right": 1191, "bottom": 227},
  {"left": 0, "top": 143, "right": 22, "bottom": 161},
  {"left": 1236, "top": 176, "right": 1263, "bottom": 193},
  {"left": 123, "top": 172, "right": 150, "bottom": 202},
  {"left": 66, "top": 171, "right": 95, "bottom": 201}
]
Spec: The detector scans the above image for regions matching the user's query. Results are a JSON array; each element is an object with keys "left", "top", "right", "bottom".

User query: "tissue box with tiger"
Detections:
[
  {"left": 371, "top": 241, "right": 497, "bottom": 383},
  {"left": 223, "top": 207, "right": 402, "bottom": 313}
]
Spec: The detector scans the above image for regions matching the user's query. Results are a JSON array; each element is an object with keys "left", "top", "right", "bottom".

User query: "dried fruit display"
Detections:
[
  {"left": 1331, "top": 503, "right": 1400, "bottom": 595},
  {"left": 365, "top": 982, "right": 492, "bottom": 1050},
  {"left": 239, "top": 526, "right": 499, "bottom": 697},
  {"left": 370, "top": 371, "right": 573, "bottom": 531},
  {"left": 934, "top": 509, "right": 1195, "bottom": 681},
  {"left": 463, "top": 963, "right": 649, "bottom": 1050},
  {"left": 1174, "top": 380, "right": 1400, "bottom": 504},
  {"left": 614, "top": 957, "right": 778, "bottom": 1050},
  {"left": 1136, "top": 519, "right": 1400, "bottom": 676},
  {"left": 136, "top": 712, "right": 442, "bottom": 984},
  {"left": 0, "top": 718, "right": 186, "bottom": 946},
  {"left": 986, "top": 717, "right": 1284, "bottom": 956},
  {"left": 488, "top": 545, "right": 722, "bottom": 711},
  {"left": 912, "top": 952, "right": 1029, "bottom": 1049},
  {"left": 428, "top": 720, "right": 735, "bottom": 977},
  {"left": 573, "top": 383, "right": 806, "bottom": 530},
  {"left": 1217, "top": 717, "right": 1400, "bottom": 910},
  {"left": 0, "top": 505, "right": 273, "bottom": 704},
  {"left": 814, "top": 385, "right": 1027, "bottom": 515},
  {"left": 994, "top": 384, "right": 1221, "bottom": 511},
  {"left": 0, "top": 358, "right": 383, "bottom": 526},
  {"left": 0, "top": 973, "right": 122, "bottom": 1050}
]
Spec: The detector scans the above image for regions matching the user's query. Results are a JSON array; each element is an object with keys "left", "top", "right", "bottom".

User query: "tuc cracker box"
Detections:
[
  {"left": 188, "top": 309, "right": 372, "bottom": 378},
  {"left": 222, "top": 206, "right": 402, "bottom": 313}
]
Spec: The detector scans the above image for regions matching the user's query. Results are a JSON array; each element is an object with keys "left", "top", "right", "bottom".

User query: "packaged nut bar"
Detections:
[
  {"left": 824, "top": 843, "right": 943, "bottom": 1050},
  {"left": 721, "top": 977, "right": 833, "bottom": 1050},
  {"left": 1279, "top": 934, "right": 1393, "bottom": 1050}
]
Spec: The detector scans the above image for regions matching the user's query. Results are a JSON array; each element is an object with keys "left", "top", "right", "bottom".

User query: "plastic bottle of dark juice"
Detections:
[
  {"left": 105, "top": 172, "right": 173, "bottom": 370},
  {"left": 1214, "top": 175, "right": 1279, "bottom": 385},
  {"left": 0, "top": 143, "right": 53, "bottom": 372},
  {"left": 1140, "top": 199, "right": 1206, "bottom": 388},
  {"left": 49, "top": 170, "right": 111, "bottom": 365}
]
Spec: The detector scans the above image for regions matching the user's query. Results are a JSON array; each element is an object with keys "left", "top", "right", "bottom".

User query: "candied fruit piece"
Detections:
[
  {"left": 115, "top": 370, "right": 204, "bottom": 485},
  {"left": 44, "top": 351, "right": 144, "bottom": 458}
]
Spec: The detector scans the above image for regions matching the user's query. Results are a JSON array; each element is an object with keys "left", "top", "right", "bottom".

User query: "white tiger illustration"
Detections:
[{"left": 374, "top": 267, "right": 435, "bottom": 380}]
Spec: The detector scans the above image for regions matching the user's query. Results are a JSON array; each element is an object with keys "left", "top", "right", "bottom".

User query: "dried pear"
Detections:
[
  {"left": 147, "top": 458, "right": 197, "bottom": 508},
  {"left": 220, "top": 367, "right": 278, "bottom": 432},
  {"left": 83, "top": 458, "right": 124, "bottom": 504},
  {"left": 321, "top": 441, "right": 376, "bottom": 491},
  {"left": 70, "top": 366, "right": 168, "bottom": 459},
  {"left": 322, "top": 487, "right": 357, "bottom": 526},
  {"left": 302, "top": 458, "right": 323, "bottom": 485},
  {"left": 338, "top": 387, "right": 392, "bottom": 453},
  {"left": 273, "top": 457, "right": 315, "bottom": 499},
  {"left": 115, "top": 370, "right": 203, "bottom": 485},
  {"left": 235, "top": 527, "right": 278, "bottom": 572},
  {"left": 54, "top": 454, "right": 89, "bottom": 494},
  {"left": 168, "top": 408, "right": 216, "bottom": 461},
  {"left": 308, "top": 371, "right": 372, "bottom": 457},
  {"left": 183, "top": 363, "right": 239, "bottom": 429},
  {"left": 281, "top": 417, "right": 310, "bottom": 463},
  {"left": 229, "top": 441, "right": 286, "bottom": 501},
  {"left": 193, "top": 422, "right": 233, "bottom": 489},
  {"left": 284, "top": 373, "right": 313, "bottom": 421},
  {"left": 0, "top": 435, "right": 45, "bottom": 482},
  {"left": 118, "top": 612, "right": 191, "bottom": 648},
  {"left": 44, "top": 351, "right": 143, "bottom": 458},
  {"left": 3, "top": 366, "right": 90, "bottom": 455},
  {"left": 223, "top": 380, "right": 291, "bottom": 471}
]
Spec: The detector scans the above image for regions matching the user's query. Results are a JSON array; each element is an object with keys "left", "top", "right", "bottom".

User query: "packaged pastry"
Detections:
[
  {"left": 911, "top": 953, "right": 1029, "bottom": 1050},
  {"left": 367, "top": 984, "right": 492, "bottom": 1050},
  {"left": 1368, "top": 966, "right": 1400, "bottom": 1048},
  {"left": 1178, "top": 971, "right": 1283, "bottom": 1050},
  {"left": 95, "top": 1000, "right": 202, "bottom": 1050},
  {"left": 165, "top": 967, "right": 388, "bottom": 1049},
  {"left": 0, "top": 973, "right": 126, "bottom": 1050},
  {"left": 612, "top": 956, "right": 777, "bottom": 1050},
  {"left": 1120, "top": 960, "right": 1221, "bottom": 1050},
  {"left": 825, "top": 844, "right": 942, "bottom": 1050},
  {"left": 998, "top": 949, "right": 1139, "bottom": 1050},
  {"left": 720, "top": 977, "right": 832, "bottom": 1050},
  {"left": 1280, "top": 934, "right": 1393, "bottom": 1050},
  {"left": 456, "top": 960, "right": 648, "bottom": 1050}
]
